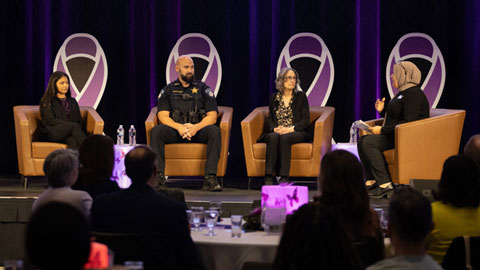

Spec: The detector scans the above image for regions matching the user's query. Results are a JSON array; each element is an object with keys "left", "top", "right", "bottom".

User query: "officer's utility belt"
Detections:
[{"left": 171, "top": 109, "right": 206, "bottom": 124}]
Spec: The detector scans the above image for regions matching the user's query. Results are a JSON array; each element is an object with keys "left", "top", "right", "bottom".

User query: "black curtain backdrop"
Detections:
[{"left": 1, "top": 0, "right": 479, "bottom": 179}]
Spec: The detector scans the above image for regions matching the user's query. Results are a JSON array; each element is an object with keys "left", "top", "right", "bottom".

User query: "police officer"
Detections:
[{"left": 149, "top": 55, "right": 222, "bottom": 192}]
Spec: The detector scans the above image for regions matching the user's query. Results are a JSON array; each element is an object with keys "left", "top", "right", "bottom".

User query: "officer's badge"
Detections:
[{"left": 192, "top": 87, "right": 198, "bottom": 94}]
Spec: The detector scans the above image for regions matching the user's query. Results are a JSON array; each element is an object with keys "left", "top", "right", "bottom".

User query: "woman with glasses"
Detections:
[
  {"left": 358, "top": 61, "right": 429, "bottom": 198},
  {"left": 258, "top": 67, "right": 311, "bottom": 185}
]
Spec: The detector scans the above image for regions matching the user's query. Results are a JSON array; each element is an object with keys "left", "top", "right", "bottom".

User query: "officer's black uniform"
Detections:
[{"left": 149, "top": 79, "right": 222, "bottom": 191}]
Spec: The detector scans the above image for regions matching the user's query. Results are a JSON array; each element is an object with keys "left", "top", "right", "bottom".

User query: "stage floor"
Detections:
[{"left": 0, "top": 175, "right": 388, "bottom": 216}]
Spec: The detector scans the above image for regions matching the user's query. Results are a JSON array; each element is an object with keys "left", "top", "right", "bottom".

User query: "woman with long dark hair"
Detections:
[
  {"left": 39, "top": 71, "right": 86, "bottom": 149},
  {"left": 72, "top": 135, "right": 120, "bottom": 198},
  {"left": 274, "top": 150, "right": 384, "bottom": 269},
  {"left": 426, "top": 155, "right": 480, "bottom": 264}
]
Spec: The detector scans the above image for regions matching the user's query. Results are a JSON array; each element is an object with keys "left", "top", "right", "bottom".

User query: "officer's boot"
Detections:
[
  {"left": 154, "top": 173, "right": 167, "bottom": 190},
  {"left": 203, "top": 175, "right": 222, "bottom": 192}
]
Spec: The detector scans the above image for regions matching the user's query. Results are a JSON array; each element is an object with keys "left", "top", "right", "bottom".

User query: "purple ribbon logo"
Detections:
[
  {"left": 277, "top": 33, "right": 334, "bottom": 106},
  {"left": 53, "top": 33, "right": 108, "bottom": 109},
  {"left": 166, "top": 33, "right": 222, "bottom": 97},
  {"left": 386, "top": 33, "right": 445, "bottom": 108}
]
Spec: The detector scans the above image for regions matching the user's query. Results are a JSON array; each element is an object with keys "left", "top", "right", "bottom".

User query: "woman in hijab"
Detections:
[{"left": 358, "top": 61, "right": 430, "bottom": 198}]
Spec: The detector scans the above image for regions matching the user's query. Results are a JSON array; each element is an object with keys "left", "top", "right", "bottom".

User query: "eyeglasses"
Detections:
[{"left": 284, "top": 76, "right": 297, "bottom": 81}]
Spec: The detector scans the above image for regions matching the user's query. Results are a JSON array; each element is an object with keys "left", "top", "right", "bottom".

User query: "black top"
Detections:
[
  {"left": 72, "top": 175, "right": 120, "bottom": 199},
  {"left": 39, "top": 96, "right": 82, "bottom": 134},
  {"left": 157, "top": 79, "right": 218, "bottom": 122},
  {"left": 266, "top": 91, "right": 310, "bottom": 132},
  {"left": 91, "top": 183, "right": 201, "bottom": 270},
  {"left": 381, "top": 86, "right": 430, "bottom": 136}
]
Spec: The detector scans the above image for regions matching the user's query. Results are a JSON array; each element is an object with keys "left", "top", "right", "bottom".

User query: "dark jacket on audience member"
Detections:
[{"left": 90, "top": 183, "right": 201, "bottom": 270}]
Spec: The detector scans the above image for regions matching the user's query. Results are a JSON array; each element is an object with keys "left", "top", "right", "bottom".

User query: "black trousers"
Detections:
[
  {"left": 357, "top": 134, "right": 395, "bottom": 185},
  {"left": 46, "top": 122, "right": 86, "bottom": 149},
  {"left": 264, "top": 131, "right": 308, "bottom": 177},
  {"left": 149, "top": 124, "right": 221, "bottom": 176}
]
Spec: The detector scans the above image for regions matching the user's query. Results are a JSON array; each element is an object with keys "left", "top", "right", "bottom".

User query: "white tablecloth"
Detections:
[{"left": 191, "top": 219, "right": 280, "bottom": 270}]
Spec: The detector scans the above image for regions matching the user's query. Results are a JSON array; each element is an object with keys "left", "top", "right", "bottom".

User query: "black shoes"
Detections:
[
  {"left": 278, "top": 177, "right": 289, "bottom": 184},
  {"left": 203, "top": 175, "right": 222, "bottom": 192},
  {"left": 264, "top": 175, "right": 274, "bottom": 185},
  {"left": 369, "top": 184, "right": 394, "bottom": 199},
  {"left": 154, "top": 173, "right": 167, "bottom": 190}
]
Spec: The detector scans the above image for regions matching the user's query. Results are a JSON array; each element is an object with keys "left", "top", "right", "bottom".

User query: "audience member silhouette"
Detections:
[
  {"left": 274, "top": 150, "right": 384, "bottom": 270},
  {"left": 90, "top": 145, "right": 202, "bottom": 270},
  {"left": 426, "top": 155, "right": 480, "bottom": 263},
  {"left": 72, "top": 134, "right": 120, "bottom": 198},
  {"left": 465, "top": 134, "right": 480, "bottom": 168},
  {"left": 367, "top": 188, "right": 441, "bottom": 269},
  {"left": 26, "top": 202, "right": 91, "bottom": 270},
  {"left": 33, "top": 149, "right": 92, "bottom": 217}
]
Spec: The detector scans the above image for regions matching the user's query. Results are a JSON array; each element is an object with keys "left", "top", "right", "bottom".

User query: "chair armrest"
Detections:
[
  {"left": 145, "top": 107, "right": 158, "bottom": 145},
  {"left": 311, "top": 106, "right": 335, "bottom": 169},
  {"left": 13, "top": 106, "right": 34, "bottom": 159},
  {"left": 358, "top": 118, "right": 384, "bottom": 136},
  {"left": 394, "top": 110, "right": 466, "bottom": 183},
  {"left": 217, "top": 106, "right": 233, "bottom": 176},
  {"left": 81, "top": 106, "right": 104, "bottom": 135},
  {"left": 241, "top": 107, "right": 268, "bottom": 175}
]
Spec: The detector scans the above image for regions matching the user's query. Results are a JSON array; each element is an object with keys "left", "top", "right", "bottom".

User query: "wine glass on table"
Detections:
[
  {"left": 204, "top": 210, "right": 219, "bottom": 236},
  {"left": 191, "top": 206, "right": 204, "bottom": 231},
  {"left": 209, "top": 200, "right": 222, "bottom": 221}
]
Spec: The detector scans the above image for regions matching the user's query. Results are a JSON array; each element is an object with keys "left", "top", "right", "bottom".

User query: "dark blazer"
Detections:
[
  {"left": 40, "top": 97, "right": 83, "bottom": 134},
  {"left": 90, "top": 183, "right": 201, "bottom": 270},
  {"left": 381, "top": 86, "right": 430, "bottom": 137}
]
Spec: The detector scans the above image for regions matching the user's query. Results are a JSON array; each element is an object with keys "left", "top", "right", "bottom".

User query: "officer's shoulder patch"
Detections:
[
  {"left": 158, "top": 89, "right": 165, "bottom": 98},
  {"left": 205, "top": 87, "right": 214, "bottom": 97}
]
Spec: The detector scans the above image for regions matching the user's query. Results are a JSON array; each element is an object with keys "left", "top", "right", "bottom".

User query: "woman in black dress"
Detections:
[{"left": 39, "top": 71, "right": 86, "bottom": 149}]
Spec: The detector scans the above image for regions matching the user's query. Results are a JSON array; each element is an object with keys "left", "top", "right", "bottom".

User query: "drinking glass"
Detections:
[
  {"left": 191, "top": 206, "right": 204, "bottom": 231},
  {"left": 186, "top": 210, "right": 193, "bottom": 230},
  {"left": 209, "top": 200, "right": 223, "bottom": 218},
  {"left": 204, "top": 210, "right": 219, "bottom": 236},
  {"left": 230, "top": 215, "right": 243, "bottom": 238}
]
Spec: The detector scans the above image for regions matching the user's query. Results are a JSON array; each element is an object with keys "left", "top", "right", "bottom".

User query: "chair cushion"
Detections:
[
  {"left": 32, "top": 142, "right": 68, "bottom": 158},
  {"left": 383, "top": 149, "right": 395, "bottom": 165},
  {"left": 165, "top": 143, "right": 206, "bottom": 159},
  {"left": 252, "top": 143, "right": 313, "bottom": 160}
]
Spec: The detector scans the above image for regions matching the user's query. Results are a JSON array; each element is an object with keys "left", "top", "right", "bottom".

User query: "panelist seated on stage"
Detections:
[
  {"left": 358, "top": 61, "right": 429, "bottom": 198},
  {"left": 149, "top": 55, "right": 222, "bottom": 192},
  {"left": 90, "top": 146, "right": 201, "bottom": 270},
  {"left": 257, "top": 67, "right": 312, "bottom": 185},
  {"left": 38, "top": 71, "right": 86, "bottom": 149},
  {"left": 32, "top": 149, "right": 92, "bottom": 218},
  {"left": 72, "top": 134, "right": 120, "bottom": 199}
]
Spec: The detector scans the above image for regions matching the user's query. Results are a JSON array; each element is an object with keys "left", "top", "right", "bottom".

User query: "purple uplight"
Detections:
[
  {"left": 44, "top": 0, "right": 52, "bottom": 85},
  {"left": 376, "top": 0, "right": 381, "bottom": 118}
]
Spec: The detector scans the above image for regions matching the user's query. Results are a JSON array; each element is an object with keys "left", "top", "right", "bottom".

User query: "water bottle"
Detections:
[
  {"left": 128, "top": 125, "right": 136, "bottom": 146},
  {"left": 117, "top": 125, "right": 124, "bottom": 145},
  {"left": 349, "top": 122, "right": 357, "bottom": 144}
]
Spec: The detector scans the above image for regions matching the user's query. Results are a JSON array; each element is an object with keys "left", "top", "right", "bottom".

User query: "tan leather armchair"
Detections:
[
  {"left": 13, "top": 105, "right": 104, "bottom": 187},
  {"left": 241, "top": 106, "right": 335, "bottom": 182},
  {"left": 145, "top": 106, "right": 233, "bottom": 177},
  {"left": 359, "top": 108, "right": 466, "bottom": 184}
]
